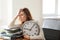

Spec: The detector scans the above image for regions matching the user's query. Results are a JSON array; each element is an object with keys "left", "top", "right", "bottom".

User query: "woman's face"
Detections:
[{"left": 19, "top": 11, "right": 27, "bottom": 22}]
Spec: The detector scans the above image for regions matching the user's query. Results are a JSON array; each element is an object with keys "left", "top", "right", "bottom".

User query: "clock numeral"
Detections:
[
  {"left": 32, "top": 35, "right": 34, "bottom": 36},
  {"left": 36, "top": 30, "right": 37, "bottom": 32},
  {"left": 28, "top": 35, "right": 30, "bottom": 36},
  {"left": 34, "top": 33, "right": 36, "bottom": 35},
  {"left": 35, "top": 27, "right": 37, "bottom": 28}
]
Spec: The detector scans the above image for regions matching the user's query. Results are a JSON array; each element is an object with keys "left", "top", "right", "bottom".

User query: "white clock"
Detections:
[{"left": 22, "top": 21, "right": 40, "bottom": 36}]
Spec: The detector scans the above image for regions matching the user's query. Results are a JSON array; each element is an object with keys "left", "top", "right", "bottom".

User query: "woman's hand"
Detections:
[{"left": 24, "top": 35, "right": 30, "bottom": 40}]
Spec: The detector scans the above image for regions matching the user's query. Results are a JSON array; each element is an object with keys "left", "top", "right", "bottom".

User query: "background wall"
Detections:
[
  {"left": 12, "top": 0, "right": 43, "bottom": 26},
  {"left": 0, "top": 0, "right": 43, "bottom": 29},
  {"left": 0, "top": 0, "right": 12, "bottom": 26},
  {"left": 0, "top": 0, "right": 8, "bottom": 26}
]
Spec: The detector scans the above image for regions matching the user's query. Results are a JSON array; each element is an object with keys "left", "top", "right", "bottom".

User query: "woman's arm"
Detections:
[{"left": 8, "top": 15, "right": 19, "bottom": 27}]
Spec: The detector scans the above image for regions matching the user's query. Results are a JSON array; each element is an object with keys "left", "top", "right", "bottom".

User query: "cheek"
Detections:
[
  {"left": 23, "top": 16, "right": 27, "bottom": 20},
  {"left": 20, "top": 16, "right": 27, "bottom": 20}
]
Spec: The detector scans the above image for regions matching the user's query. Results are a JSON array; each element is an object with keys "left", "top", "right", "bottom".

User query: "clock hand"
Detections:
[
  {"left": 30, "top": 23, "right": 35, "bottom": 31},
  {"left": 24, "top": 28, "right": 30, "bottom": 31}
]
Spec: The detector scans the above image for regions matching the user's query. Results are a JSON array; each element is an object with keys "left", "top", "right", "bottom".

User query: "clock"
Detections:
[{"left": 22, "top": 21, "right": 40, "bottom": 36}]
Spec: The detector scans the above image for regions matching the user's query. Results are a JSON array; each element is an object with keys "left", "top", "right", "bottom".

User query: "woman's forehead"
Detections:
[{"left": 19, "top": 12, "right": 27, "bottom": 16}]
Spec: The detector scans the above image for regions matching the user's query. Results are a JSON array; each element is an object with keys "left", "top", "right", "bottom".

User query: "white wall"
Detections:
[
  {"left": 0, "top": 0, "right": 1, "bottom": 19},
  {"left": 0, "top": 0, "right": 43, "bottom": 26},
  {"left": 0, "top": 0, "right": 12, "bottom": 26},
  {"left": 1, "top": 0, "right": 8, "bottom": 26},
  {"left": 12, "top": 0, "right": 43, "bottom": 26}
]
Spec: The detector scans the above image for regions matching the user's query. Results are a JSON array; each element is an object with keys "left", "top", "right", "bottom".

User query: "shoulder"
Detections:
[{"left": 25, "top": 20, "right": 38, "bottom": 23}]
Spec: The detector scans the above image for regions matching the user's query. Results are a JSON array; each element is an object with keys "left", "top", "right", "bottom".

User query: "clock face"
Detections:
[{"left": 22, "top": 21, "right": 40, "bottom": 36}]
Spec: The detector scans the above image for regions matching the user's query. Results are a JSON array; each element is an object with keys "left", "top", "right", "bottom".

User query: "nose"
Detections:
[{"left": 21, "top": 16, "right": 24, "bottom": 18}]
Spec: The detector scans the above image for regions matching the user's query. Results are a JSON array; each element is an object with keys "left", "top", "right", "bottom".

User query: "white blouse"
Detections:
[{"left": 9, "top": 20, "right": 45, "bottom": 40}]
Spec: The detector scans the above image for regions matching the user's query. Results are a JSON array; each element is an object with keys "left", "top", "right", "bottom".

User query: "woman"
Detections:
[{"left": 9, "top": 8, "right": 45, "bottom": 40}]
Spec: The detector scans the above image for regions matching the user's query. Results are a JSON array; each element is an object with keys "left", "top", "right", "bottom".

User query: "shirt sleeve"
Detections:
[{"left": 8, "top": 16, "right": 18, "bottom": 28}]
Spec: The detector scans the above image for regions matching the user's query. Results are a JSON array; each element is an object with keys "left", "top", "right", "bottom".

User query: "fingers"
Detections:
[
  {"left": 23, "top": 35, "right": 30, "bottom": 39},
  {"left": 18, "top": 9, "right": 23, "bottom": 14}
]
